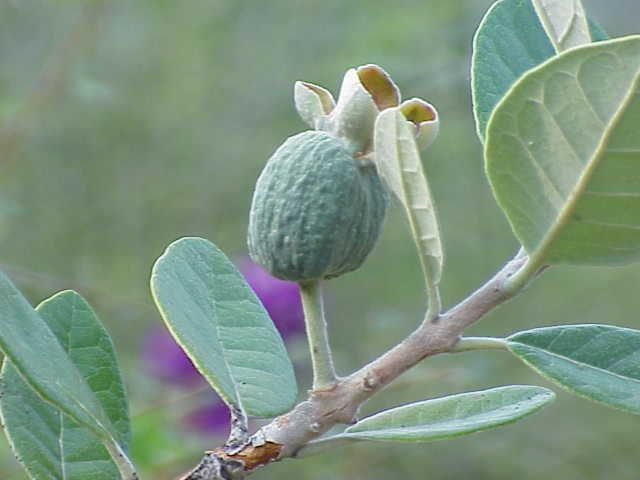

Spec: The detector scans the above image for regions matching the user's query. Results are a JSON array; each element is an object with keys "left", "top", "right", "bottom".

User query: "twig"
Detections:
[{"left": 178, "top": 252, "right": 533, "bottom": 479}]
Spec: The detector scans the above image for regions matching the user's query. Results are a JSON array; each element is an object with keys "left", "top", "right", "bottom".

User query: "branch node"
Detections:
[
  {"left": 225, "top": 406, "right": 250, "bottom": 453},
  {"left": 179, "top": 451, "right": 244, "bottom": 480},
  {"left": 362, "top": 372, "right": 379, "bottom": 391}
]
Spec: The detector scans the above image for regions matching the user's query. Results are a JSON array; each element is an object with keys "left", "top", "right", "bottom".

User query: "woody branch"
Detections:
[{"left": 179, "top": 252, "right": 531, "bottom": 480}]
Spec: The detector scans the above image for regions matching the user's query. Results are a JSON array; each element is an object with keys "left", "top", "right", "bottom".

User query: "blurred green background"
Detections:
[{"left": 1, "top": 1, "right": 639, "bottom": 478}]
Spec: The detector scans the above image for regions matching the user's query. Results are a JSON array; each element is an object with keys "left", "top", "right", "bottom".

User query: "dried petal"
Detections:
[
  {"left": 400, "top": 98, "right": 440, "bottom": 150},
  {"left": 294, "top": 81, "right": 335, "bottom": 129},
  {"left": 357, "top": 64, "right": 400, "bottom": 110}
]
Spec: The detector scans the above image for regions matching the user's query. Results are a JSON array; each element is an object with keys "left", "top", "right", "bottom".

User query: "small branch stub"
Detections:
[
  {"left": 179, "top": 451, "right": 244, "bottom": 480},
  {"left": 225, "top": 406, "right": 250, "bottom": 451}
]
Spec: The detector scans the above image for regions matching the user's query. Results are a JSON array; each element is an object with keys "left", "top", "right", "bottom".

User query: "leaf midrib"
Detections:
[
  {"left": 388, "top": 111, "right": 441, "bottom": 285},
  {"left": 58, "top": 411, "right": 67, "bottom": 480},
  {"left": 510, "top": 341, "right": 640, "bottom": 386},
  {"left": 349, "top": 407, "right": 531, "bottom": 434},
  {"left": 153, "top": 241, "right": 290, "bottom": 416},
  {"left": 186, "top": 253, "right": 243, "bottom": 411},
  {"left": 187, "top": 253, "right": 289, "bottom": 413}
]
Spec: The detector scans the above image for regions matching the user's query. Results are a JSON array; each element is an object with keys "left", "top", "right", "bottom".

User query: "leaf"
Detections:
[
  {"left": 485, "top": 36, "right": 640, "bottom": 266},
  {"left": 471, "top": 0, "right": 606, "bottom": 140},
  {"left": 150, "top": 237, "right": 297, "bottom": 417},
  {"left": 374, "top": 108, "right": 443, "bottom": 287},
  {"left": 472, "top": 0, "right": 556, "bottom": 139},
  {"left": 0, "top": 273, "right": 117, "bottom": 444},
  {"left": 588, "top": 18, "right": 609, "bottom": 43},
  {"left": 508, "top": 325, "right": 640, "bottom": 414},
  {"left": 532, "top": 0, "right": 591, "bottom": 52},
  {"left": 339, "top": 386, "right": 554, "bottom": 442},
  {"left": 0, "top": 291, "right": 131, "bottom": 479}
]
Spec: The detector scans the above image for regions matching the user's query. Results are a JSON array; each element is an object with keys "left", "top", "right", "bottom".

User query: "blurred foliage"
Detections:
[{"left": 1, "top": 0, "right": 639, "bottom": 479}]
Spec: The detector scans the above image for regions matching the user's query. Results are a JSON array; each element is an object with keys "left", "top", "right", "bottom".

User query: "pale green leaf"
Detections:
[
  {"left": 339, "top": 386, "right": 554, "bottom": 442},
  {"left": 508, "top": 325, "right": 640, "bottom": 414},
  {"left": 486, "top": 36, "right": 640, "bottom": 266},
  {"left": 150, "top": 237, "right": 297, "bottom": 418},
  {"left": 374, "top": 108, "right": 443, "bottom": 288},
  {"left": 532, "top": 0, "right": 590, "bottom": 52},
  {"left": 0, "top": 291, "right": 131, "bottom": 479},
  {"left": 0, "top": 273, "right": 117, "bottom": 444}
]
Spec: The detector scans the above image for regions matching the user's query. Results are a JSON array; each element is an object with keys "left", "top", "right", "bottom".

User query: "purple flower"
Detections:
[
  {"left": 182, "top": 400, "right": 230, "bottom": 436},
  {"left": 140, "top": 325, "right": 204, "bottom": 388}
]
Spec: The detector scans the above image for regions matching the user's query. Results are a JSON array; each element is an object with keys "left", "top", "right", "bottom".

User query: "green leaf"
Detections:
[
  {"left": 532, "top": 0, "right": 590, "bottom": 52},
  {"left": 0, "top": 291, "right": 131, "bottom": 479},
  {"left": 472, "top": 0, "right": 556, "bottom": 139},
  {"left": 0, "top": 273, "right": 117, "bottom": 444},
  {"left": 340, "top": 385, "right": 554, "bottom": 442},
  {"left": 588, "top": 18, "right": 609, "bottom": 42},
  {"left": 374, "top": 108, "right": 443, "bottom": 299},
  {"left": 486, "top": 36, "right": 640, "bottom": 266},
  {"left": 471, "top": 0, "right": 607, "bottom": 140},
  {"left": 150, "top": 237, "right": 297, "bottom": 418},
  {"left": 508, "top": 325, "right": 640, "bottom": 414}
]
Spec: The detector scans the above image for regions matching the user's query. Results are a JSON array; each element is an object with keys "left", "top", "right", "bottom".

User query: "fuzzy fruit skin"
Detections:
[{"left": 248, "top": 130, "right": 388, "bottom": 282}]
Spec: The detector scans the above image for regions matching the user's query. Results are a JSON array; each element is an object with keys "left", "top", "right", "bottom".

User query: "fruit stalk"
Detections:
[{"left": 299, "top": 280, "right": 337, "bottom": 390}]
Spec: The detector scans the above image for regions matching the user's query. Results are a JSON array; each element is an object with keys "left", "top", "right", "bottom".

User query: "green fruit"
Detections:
[{"left": 248, "top": 130, "right": 388, "bottom": 282}]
